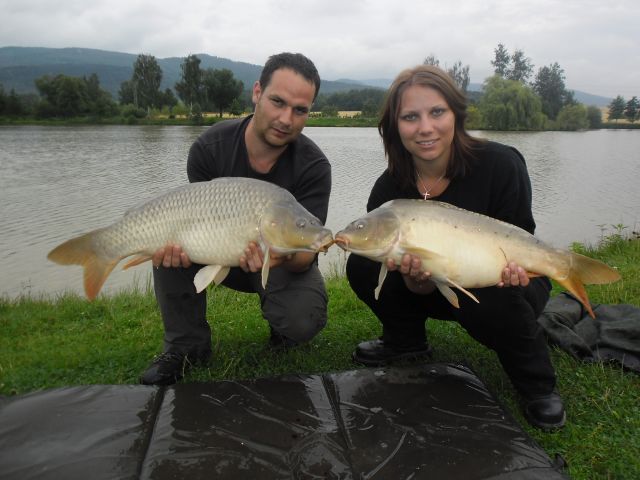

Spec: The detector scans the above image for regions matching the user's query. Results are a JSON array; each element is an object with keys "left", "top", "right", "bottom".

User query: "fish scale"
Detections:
[{"left": 96, "top": 179, "right": 278, "bottom": 264}]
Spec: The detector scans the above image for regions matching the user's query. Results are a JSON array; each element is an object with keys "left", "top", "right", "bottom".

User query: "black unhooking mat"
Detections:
[
  {"left": 0, "top": 363, "right": 568, "bottom": 480},
  {"left": 538, "top": 292, "right": 640, "bottom": 373}
]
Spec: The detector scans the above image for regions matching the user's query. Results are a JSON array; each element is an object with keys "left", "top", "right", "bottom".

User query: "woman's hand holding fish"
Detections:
[
  {"left": 497, "top": 262, "right": 529, "bottom": 288},
  {"left": 387, "top": 254, "right": 436, "bottom": 295},
  {"left": 152, "top": 245, "right": 192, "bottom": 269}
]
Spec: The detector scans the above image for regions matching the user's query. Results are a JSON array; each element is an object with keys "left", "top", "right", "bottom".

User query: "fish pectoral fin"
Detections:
[
  {"left": 261, "top": 249, "right": 271, "bottom": 289},
  {"left": 194, "top": 265, "right": 230, "bottom": 293},
  {"left": 526, "top": 271, "right": 543, "bottom": 278},
  {"left": 447, "top": 279, "right": 480, "bottom": 304},
  {"left": 374, "top": 264, "right": 388, "bottom": 300},
  {"left": 435, "top": 279, "right": 480, "bottom": 309},
  {"left": 122, "top": 255, "right": 153, "bottom": 270},
  {"left": 435, "top": 283, "right": 460, "bottom": 308}
]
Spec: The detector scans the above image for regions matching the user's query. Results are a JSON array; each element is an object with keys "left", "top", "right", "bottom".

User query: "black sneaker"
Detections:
[
  {"left": 352, "top": 338, "right": 432, "bottom": 367},
  {"left": 139, "top": 351, "right": 209, "bottom": 386},
  {"left": 522, "top": 390, "right": 566, "bottom": 431}
]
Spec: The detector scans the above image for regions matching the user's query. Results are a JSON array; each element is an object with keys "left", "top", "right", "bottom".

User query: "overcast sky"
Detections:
[{"left": 1, "top": 0, "right": 638, "bottom": 98}]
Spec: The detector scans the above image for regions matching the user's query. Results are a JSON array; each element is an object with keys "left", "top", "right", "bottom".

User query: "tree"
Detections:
[
  {"left": 228, "top": 98, "right": 244, "bottom": 116},
  {"left": 0, "top": 85, "right": 6, "bottom": 114},
  {"left": 491, "top": 43, "right": 510, "bottom": 77},
  {"left": 202, "top": 68, "right": 243, "bottom": 117},
  {"left": 35, "top": 75, "right": 89, "bottom": 117},
  {"left": 586, "top": 105, "right": 603, "bottom": 129},
  {"left": 131, "top": 54, "right": 163, "bottom": 111},
  {"left": 361, "top": 98, "right": 379, "bottom": 117},
  {"left": 624, "top": 96, "right": 639, "bottom": 123},
  {"left": 423, "top": 54, "right": 440, "bottom": 67},
  {"left": 422, "top": 55, "right": 470, "bottom": 92},
  {"left": 85, "top": 73, "right": 118, "bottom": 116},
  {"left": 554, "top": 104, "right": 589, "bottom": 131},
  {"left": 160, "top": 88, "right": 178, "bottom": 113},
  {"left": 322, "top": 105, "right": 339, "bottom": 117},
  {"left": 175, "top": 54, "right": 203, "bottom": 115},
  {"left": 479, "top": 75, "right": 546, "bottom": 130},
  {"left": 34, "top": 74, "right": 116, "bottom": 118},
  {"left": 532, "top": 62, "right": 571, "bottom": 120},
  {"left": 607, "top": 96, "right": 626, "bottom": 123},
  {"left": 508, "top": 49, "right": 533, "bottom": 83},
  {"left": 118, "top": 80, "right": 135, "bottom": 105},
  {"left": 314, "top": 88, "right": 385, "bottom": 113},
  {"left": 4, "top": 88, "right": 27, "bottom": 116},
  {"left": 447, "top": 60, "right": 470, "bottom": 92}
]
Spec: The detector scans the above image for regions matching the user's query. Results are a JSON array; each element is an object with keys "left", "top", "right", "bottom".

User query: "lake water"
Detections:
[{"left": 1, "top": 126, "right": 638, "bottom": 299}]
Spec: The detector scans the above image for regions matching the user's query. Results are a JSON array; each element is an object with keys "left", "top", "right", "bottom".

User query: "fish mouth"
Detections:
[
  {"left": 316, "top": 233, "right": 335, "bottom": 252},
  {"left": 333, "top": 235, "right": 349, "bottom": 251},
  {"left": 317, "top": 239, "right": 334, "bottom": 253}
]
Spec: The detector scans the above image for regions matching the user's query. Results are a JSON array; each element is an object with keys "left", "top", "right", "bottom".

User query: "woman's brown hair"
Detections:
[{"left": 378, "top": 64, "right": 484, "bottom": 191}]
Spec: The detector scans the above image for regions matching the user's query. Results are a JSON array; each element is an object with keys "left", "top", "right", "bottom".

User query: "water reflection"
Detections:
[{"left": 1, "top": 126, "right": 638, "bottom": 298}]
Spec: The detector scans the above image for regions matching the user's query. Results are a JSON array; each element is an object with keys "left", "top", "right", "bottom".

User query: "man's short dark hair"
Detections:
[{"left": 259, "top": 52, "right": 321, "bottom": 100}]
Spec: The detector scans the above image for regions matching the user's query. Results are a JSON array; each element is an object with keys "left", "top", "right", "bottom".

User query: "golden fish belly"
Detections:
[{"left": 394, "top": 201, "right": 569, "bottom": 288}]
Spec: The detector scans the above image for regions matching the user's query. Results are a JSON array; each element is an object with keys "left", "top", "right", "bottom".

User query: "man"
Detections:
[{"left": 140, "top": 52, "right": 331, "bottom": 386}]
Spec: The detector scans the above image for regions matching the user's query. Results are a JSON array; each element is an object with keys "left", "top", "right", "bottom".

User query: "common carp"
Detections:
[
  {"left": 48, "top": 177, "right": 334, "bottom": 300},
  {"left": 334, "top": 199, "right": 620, "bottom": 318}
]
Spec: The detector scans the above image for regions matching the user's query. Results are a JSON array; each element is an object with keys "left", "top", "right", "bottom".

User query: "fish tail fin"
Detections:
[
  {"left": 555, "top": 275, "right": 595, "bottom": 319},
  {"left": 555, "top": 252, "right": 621, "bottom": 319},
  {"left": 47, "top": 229, "right": 119, "bottom": 300},
  {"left": 570, "top": 252, "right": 621, "bottom": 285}
]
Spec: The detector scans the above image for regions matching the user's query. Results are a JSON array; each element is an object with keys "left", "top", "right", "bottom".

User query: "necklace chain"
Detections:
[{"left": 416, "top": 170, "right": 446, "bottom": 200}]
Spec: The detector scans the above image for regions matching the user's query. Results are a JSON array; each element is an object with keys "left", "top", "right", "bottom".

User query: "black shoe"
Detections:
[
  {"left": 352, "top": 338, "right": 432, "bottom": 367},
  {"left": 139, "top": 351, "right": 209, "bottom": 386},
  {"left": 522, "top": 391, "right": 566, "bottom": 431},
  {"left": 268, "top": 328, "right": 299, "bottom": 351}
]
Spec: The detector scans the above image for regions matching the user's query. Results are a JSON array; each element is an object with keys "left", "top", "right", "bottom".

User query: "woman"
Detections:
[{"left": 346, "top": 65, "right": 565, "bottom": 430}]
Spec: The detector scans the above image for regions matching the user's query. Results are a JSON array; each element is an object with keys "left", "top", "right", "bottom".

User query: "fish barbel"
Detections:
[
  {"left": 48, "top": 177, "right": 334, "bottom": 300},
  {"left": 334, "top": 199, "right": 620, "bottom": 318}
]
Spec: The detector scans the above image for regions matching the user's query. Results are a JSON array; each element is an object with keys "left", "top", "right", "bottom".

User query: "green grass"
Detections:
[{"left": 1, "top": 236, "right": 639, "bottom": 479}]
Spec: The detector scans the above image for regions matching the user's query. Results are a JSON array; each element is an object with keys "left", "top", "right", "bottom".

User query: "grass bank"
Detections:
[{"left": 1, "top": 235, "right": 639, "bottom": 479}]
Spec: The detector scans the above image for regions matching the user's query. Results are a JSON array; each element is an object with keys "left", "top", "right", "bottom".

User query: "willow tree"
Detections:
[{"left": 480, "top": 75, "right": 546, "bottom": 130}]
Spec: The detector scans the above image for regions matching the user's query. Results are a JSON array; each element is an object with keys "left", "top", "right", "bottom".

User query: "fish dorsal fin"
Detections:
[
  {"left": 261, "top": 249, "right": 271, "bottom": 289},
  {"left": 374, "top": 264, "right": 388, "bottom": 300},
  {"left": 194, "top": 265, "right": 230, "bottom": 293}
]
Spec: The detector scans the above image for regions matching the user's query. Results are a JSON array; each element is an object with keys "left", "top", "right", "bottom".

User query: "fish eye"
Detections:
[
  {"left": 356, "top": 221, "right": 366, "bottom": 230},
  {"left": 296, "top": 218, "right": 307, "bottom": 228}
]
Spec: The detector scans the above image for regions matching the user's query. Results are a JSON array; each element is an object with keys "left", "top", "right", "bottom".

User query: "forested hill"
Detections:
[
  {"left": 0, "top": 46, "right": 379, "bottom": 98},
  {"left": 0, "top": 46, "right": 612, "bottom": 106}
]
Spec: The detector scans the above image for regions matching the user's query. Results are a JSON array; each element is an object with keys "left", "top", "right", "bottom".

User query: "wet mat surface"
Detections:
[{"left": 0, "top": 363, "right": 568, "bottom": 479}]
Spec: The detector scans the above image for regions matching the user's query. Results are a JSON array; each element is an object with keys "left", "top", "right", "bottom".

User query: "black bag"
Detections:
[{"left": 538, "top": 292, "right": 640, "bottom": 373}]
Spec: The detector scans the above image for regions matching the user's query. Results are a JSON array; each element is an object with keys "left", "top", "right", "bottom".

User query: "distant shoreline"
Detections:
[{"left": 1, "top": 116, "right": 638, "bottom": 130}]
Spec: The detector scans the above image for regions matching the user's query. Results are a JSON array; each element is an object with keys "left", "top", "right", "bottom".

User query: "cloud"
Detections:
[{"left": 0, "top": 0, "right": 638, "bottom": 97}]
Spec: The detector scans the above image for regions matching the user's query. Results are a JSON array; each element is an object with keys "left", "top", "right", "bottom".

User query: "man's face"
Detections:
[{"left": 251, "top": 68, "right": 316, "bottom": 147}]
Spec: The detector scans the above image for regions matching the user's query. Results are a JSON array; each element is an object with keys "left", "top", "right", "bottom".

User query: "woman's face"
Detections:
[{"left": 397, "top": 84, "right": 455, "bottom": 166}]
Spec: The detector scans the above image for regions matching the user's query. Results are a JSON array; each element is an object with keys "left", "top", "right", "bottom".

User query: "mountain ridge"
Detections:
[{"left": 0, "top": 46, "right": 613, "bottom": 106}]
